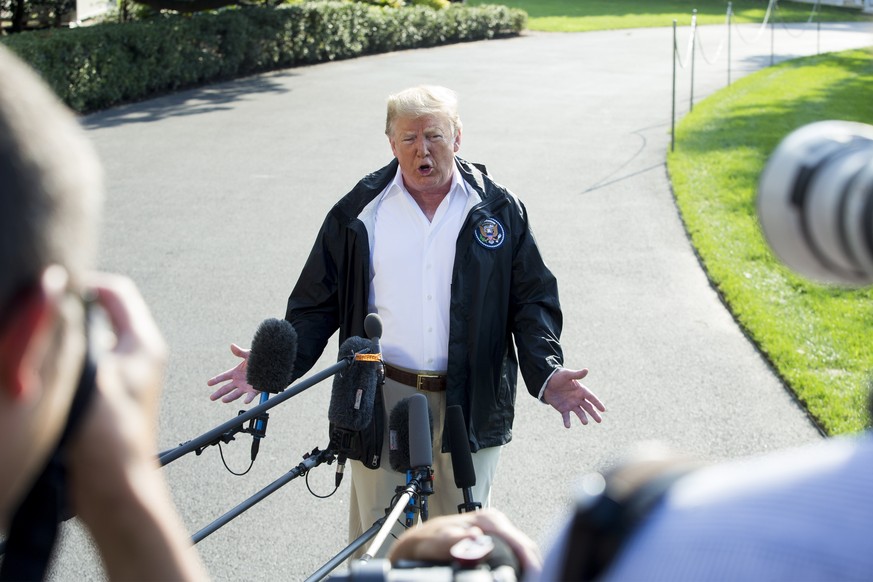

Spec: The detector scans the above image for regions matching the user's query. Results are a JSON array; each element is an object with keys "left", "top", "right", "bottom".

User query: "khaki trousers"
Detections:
[{"left": 346, "top": 376, "right": 502, "bottom": 558}]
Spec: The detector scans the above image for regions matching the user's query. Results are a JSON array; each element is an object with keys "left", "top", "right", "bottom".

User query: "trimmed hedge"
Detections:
[{"left": 1, "top": 2, "right": 526, "bottom": 112}]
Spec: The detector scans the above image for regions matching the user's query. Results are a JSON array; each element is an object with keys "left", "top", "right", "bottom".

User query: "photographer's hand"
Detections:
[
  {"left": 388, "top": 509, "right": 542, "bottom": 576},
  {"left": 67, "top": 273, "right": 208, "bottom": 581}
]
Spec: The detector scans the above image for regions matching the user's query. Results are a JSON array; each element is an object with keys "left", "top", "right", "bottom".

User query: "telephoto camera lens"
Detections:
[{"left": 757, "top": 120, "right": 873, "bottom": 286}]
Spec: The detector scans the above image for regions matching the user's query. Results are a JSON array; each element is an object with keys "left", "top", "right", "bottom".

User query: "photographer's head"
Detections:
[{"left": 0, "top": 45, "right": 103, "bottom": 525}]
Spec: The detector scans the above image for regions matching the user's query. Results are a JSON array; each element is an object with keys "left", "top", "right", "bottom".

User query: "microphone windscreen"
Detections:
[
  {"left": 388, "top": 394, "right": 433, "bottom": 472},
  {"left": 329, "top": 336, "right": 377, "bottom": 431},
  {"left": 388, "top": 396, "right": 411, "bottom": 472},
  {"left": 246, "top": 318, "right": 297, "bottom": 394},
  {"left": 446, "top": 405, "right": 476, "bottom": 489},
  {"left": 408, "top": 394, "right": 433, "bottom": 469},
  {"left": 364, "top": 313, "right": 383, "bottom": 340}
]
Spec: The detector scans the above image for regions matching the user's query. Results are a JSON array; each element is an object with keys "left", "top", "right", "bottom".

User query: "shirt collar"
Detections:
[{"left": 384, "top": 161, "right": 469, "bottom": 202}]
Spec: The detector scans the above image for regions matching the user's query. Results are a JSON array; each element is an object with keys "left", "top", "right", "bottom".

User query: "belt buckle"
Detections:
[{"left": 417, "top": 374, "right": 441, "bottom": 391}]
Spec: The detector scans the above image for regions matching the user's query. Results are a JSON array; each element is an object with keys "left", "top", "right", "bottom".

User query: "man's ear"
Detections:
[
  {"left": 453, "top": 128, "right": 462, "bottom": 153},
  {"left": 0, "top": 267, "right": 67, "bottom": 400}
]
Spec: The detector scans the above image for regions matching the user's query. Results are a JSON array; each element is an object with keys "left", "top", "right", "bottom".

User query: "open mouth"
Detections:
[{"left": 418, "top": 163, "right": 433, "bottom": 175}]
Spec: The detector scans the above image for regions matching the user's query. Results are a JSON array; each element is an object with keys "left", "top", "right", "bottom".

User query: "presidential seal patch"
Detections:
[{"left": 474, "top": 217, "right": 505, "bottom": 249}]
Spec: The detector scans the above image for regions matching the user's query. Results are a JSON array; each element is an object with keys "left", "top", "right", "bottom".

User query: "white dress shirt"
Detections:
[{"left": 368, "top": 164, "right": 472, "bottom": 372}]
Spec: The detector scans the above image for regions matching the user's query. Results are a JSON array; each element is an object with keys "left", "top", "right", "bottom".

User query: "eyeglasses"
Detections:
[
  {"left": 0, "top": 277, "right": 94, "bottom": 340},
  {"left": 0, "top": 281, "right": 37, "bottom": 335}
]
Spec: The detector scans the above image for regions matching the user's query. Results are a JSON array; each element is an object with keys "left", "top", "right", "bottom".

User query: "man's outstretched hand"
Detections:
[
  {"left": 543, "top": 368, "right": 605, "bottom": 428},
  {"left": 207, "top": 343, "right": 259, "bottom": 404}
]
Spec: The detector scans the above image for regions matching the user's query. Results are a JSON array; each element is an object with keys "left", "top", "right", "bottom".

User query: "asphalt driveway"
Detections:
[{"left": 46, "top": 21, "right": 872, "bottom": 581}]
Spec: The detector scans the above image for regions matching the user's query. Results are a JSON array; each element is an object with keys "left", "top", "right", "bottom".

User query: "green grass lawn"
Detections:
[
  {"left": 668, "top": 48, "right": 873, "bottom": 435},
  {"left": 461, "top": 0, "right": 873, "bottom": 433},
  {"left": 465, "top": 0, "right": 871, "bottom": 32}
]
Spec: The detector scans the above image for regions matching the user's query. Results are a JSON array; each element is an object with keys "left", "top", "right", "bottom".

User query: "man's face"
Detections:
[{"left": 389, "top": 114, "right": 461, "bottom": 199}]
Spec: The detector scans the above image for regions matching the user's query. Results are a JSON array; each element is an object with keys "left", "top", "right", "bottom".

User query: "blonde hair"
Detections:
[{"left": 385, "top": 85, "right": 463, "bottom": 139}]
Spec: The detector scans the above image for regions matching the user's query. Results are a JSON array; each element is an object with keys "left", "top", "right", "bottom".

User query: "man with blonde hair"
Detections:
[
  {"left": 0, "top": 45, "right": 208, "bottom": 580},
  {"left": 209, "top": 85, "right": 605, "bottom": 553}
]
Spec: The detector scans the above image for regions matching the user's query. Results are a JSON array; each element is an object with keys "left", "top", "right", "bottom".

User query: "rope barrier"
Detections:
[
  {"left": 695, "top": 8, "right": 731, "bottom": 65},
  {"left": 733, "top": 0, "right": 776, "bottom": 44},
  {"left": 774, "top": 0, "right": 819, "bottom": 39},
  {"left": 670, "top": 0, "right": 825, "bottom": 151},
  {"left": 674, "top": 11, "right": 697, "bottom": 70}
]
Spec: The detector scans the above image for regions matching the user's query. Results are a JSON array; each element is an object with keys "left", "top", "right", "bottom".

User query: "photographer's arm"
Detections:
[{"left": 68, "top": 274, "right": 208, "bottom": 581}]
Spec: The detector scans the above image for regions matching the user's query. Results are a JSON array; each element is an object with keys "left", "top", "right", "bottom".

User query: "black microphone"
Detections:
[
  {"left": 329, "top": 336, "right": 380, "bottom": 486},
  {"left": 389, "top": 394, "right": 434, "bottom": 524},
  {"left": 245, "top": 318, "right": 298, "bottom": 461},
  {"left": 446, "top": 405, "right": 481, "bottom": 513},
  {"left": 408, "top": 394, "right": 432, "bottom": 470},
  {"left": 409, "top": 393, "right": 434, "bottom": 522},
  {"left": 364, "top": 313, "right": 385, "bottom": 384}
]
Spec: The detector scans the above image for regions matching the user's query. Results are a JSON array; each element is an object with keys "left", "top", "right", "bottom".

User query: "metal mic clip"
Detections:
[
  {"left": 404, "top": 470, "right": 416, "bottom": 526},
  {"left": 247, "top": 410, "right": 269, "bottom": 461},
  {"left": 335, "top": 454, "right": 347, "bottom": 488},
  {"left": 353, "top": 350, "right": 384, "bottom": 384},
  {"left": 419, "top": 466, "right": 434, "bottom": 521}
]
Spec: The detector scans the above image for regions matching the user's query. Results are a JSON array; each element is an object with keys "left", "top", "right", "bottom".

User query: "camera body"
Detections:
[
  {"left": 329, "top": 558, "right": 517, "bottom": 582},
  {"left": 757, "top": 120, "right": 873, "bottom": 286},
  {"left": 329, "top": 535, "right": 520, "bottom": 582}
]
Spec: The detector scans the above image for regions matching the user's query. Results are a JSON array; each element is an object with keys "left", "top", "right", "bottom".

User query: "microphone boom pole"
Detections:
[
  {"left": 304, "top": 517, "right": 387, "bottom": 582},
  {"left": 159, "top": 357, "right": 353, "bottom": 466},
  {"left": 191, "top": 447, "right": 335, "bottom": 544}
]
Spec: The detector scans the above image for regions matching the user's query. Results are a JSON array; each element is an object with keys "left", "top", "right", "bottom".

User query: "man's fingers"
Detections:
[
  {"left": 230, "top": 343, "right": 250, "bottom": 358},
  {"left": 575, "top": 382, "right": 606, "bottom": 413},
  {"left": 561, "top": 411, "right": 571, "bottom": 429},
  {"left": 207, "top": 370, "right": 232, "bottom": 386},
  {"left": 221, "top": 389, "right": 243, "bottom": 404},
  {"left": 580, "top": 400, "right": 603, "bottom": 423},
  {"left": 572, "top": 407, "right": 590, "bottom": 426},
  {"left": 90, "top": 273, "right": 165, "bottom": 357},
  {"left": 209, "top": 384, "right": 235, "bottom": 401}
]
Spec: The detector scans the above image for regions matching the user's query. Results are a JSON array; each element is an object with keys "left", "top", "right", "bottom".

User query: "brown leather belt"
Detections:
[{"left": 384, "top": 364, "right": 447, "bottom": 392}]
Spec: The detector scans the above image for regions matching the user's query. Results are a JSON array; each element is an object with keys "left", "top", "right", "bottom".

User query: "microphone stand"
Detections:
[
  {"left": 192, "top": 447, "right": 335, "bottom": 544},
  {"left": 360, "top": 466, "right": 433, "bottom": 562},
  {"left": 304, "top": 466, "right": 433, "bottom": 581},
  {"left": 159, "top": 358, "right": 352, "bottom": 466},
  {"left": 458, "top": 491, "right": 482, "bottom": 514}
]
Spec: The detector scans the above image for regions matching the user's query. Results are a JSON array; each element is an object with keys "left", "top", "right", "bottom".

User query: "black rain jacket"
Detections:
[{"left": 285, "top": 157, "right": 564, "bottom": 452}]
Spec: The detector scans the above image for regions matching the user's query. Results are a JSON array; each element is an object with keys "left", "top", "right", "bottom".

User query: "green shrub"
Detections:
[{"left": 2, "top": 1, "right": 524, "bottom": 112}]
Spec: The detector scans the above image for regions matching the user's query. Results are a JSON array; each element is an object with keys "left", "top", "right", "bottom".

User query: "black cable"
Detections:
[{"left": 218, "top": 441, "right": 254, "bottom": 476}]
